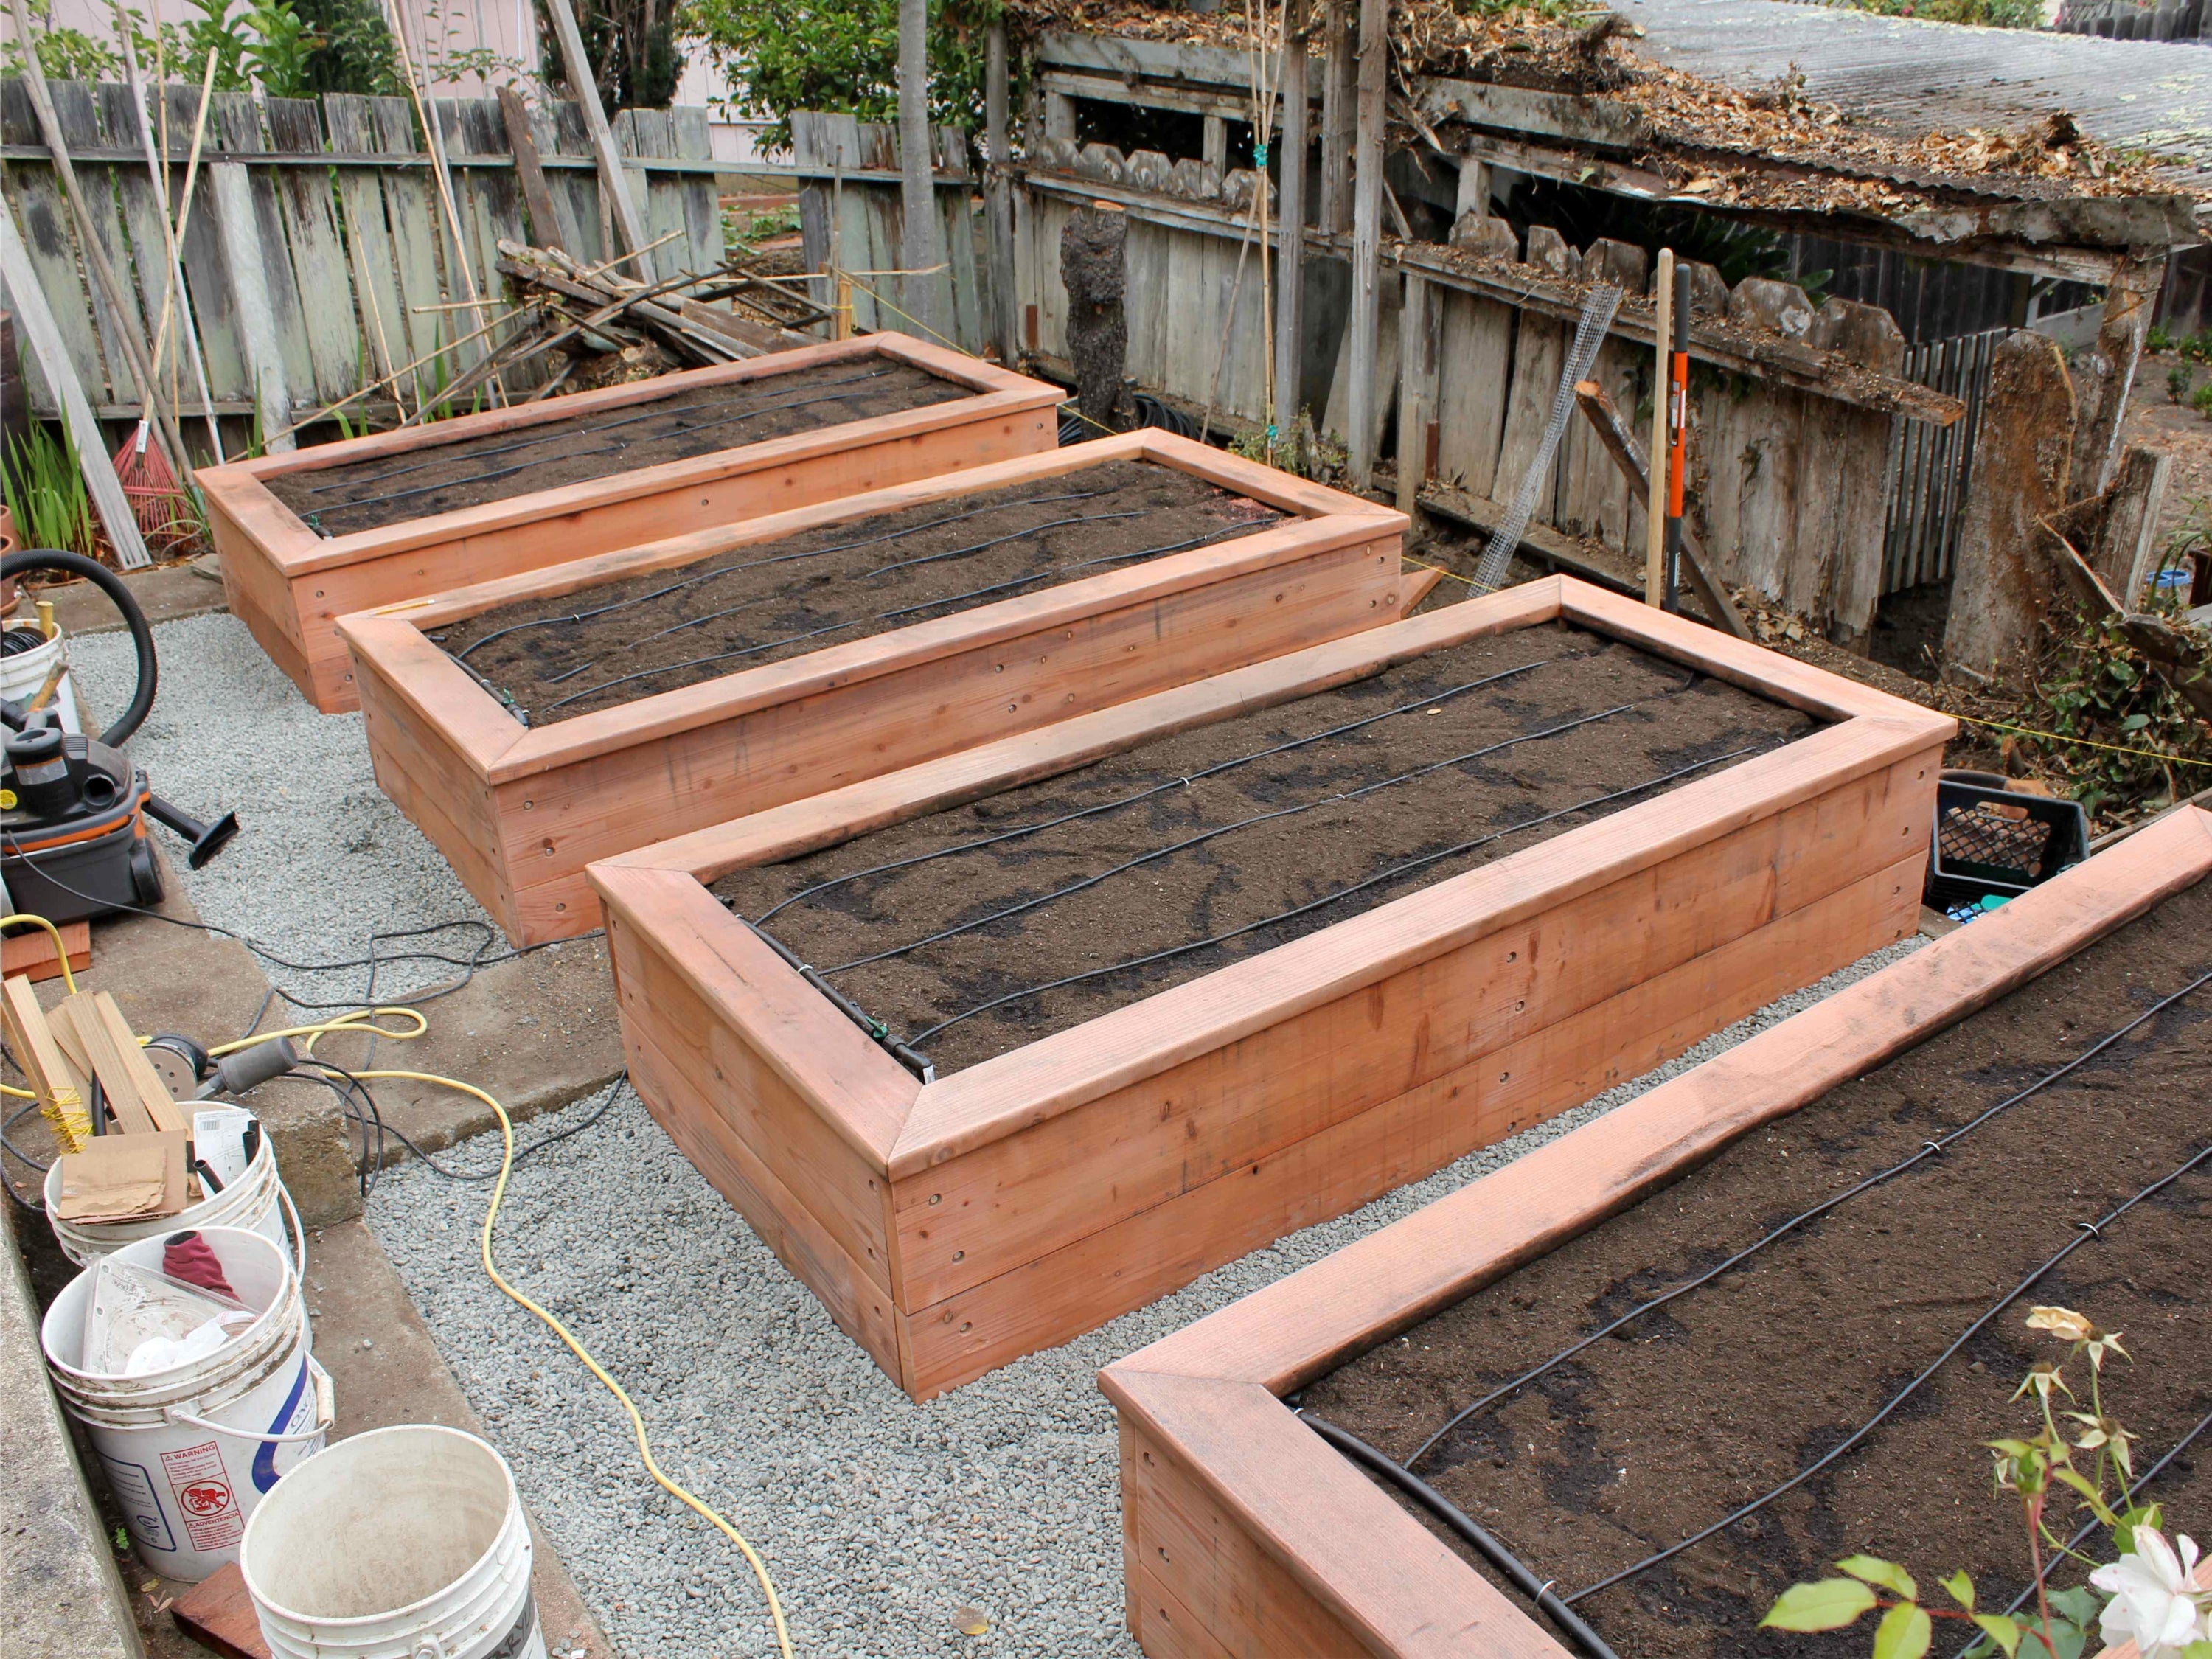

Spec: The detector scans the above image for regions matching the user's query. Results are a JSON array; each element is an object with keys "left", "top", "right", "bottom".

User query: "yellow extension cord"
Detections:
[{"left": 0, "top": 923, "right": 796, "bottom": 1657}]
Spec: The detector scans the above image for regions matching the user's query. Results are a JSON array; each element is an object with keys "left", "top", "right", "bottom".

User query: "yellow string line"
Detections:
[
  {"left": 0, "top": 913, "right": 79, "bottom": 994},
  {"left": 1949, "top": 712, "right": 2212, "bottom": 770},
  {"left": 350, "top": 1067, "right": 799, "bottom": 1659}
]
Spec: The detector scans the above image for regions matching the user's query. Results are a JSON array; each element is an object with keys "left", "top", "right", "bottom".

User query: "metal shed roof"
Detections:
[{"left": 1616, "top": 0, "right": 2212, "bottom": 193}]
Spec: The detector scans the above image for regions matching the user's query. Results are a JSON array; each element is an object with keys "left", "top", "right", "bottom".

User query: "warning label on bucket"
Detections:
[{"left": 161, "top": 1441, "right": 244, "bottom": 1552}]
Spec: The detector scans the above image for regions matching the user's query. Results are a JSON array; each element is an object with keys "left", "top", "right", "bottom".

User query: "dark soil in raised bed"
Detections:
[
  {"left": 268, "top": 359, "right": 967, "bottom": 536},
  {"left": 433, "top": 459, "right": 1283, "bottom": 723},
  {"left": 1300, "top": 876, "right": 2212, "bottom": 1659},
  {"left": 713, "top": 620, "right": 1820, "bottom": 1074}
]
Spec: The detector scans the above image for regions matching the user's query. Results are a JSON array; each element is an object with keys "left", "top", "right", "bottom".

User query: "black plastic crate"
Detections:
[{"left": 1926, "top": 779, "right": 2088, "bottom": 910}]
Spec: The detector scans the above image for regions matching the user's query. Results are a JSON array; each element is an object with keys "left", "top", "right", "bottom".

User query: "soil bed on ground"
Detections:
[
  {"left": 268, "top": 360, "right": 968, "bottom": 535},
  {"left": 1299, "top": 877, "right": 2212, "bottom": 1659},
  {"left": 433, "top": 459, "right": 1282, "bottom": 723},
  {"left": 712, "top": 620, "right": 1820, "bottom": 1074}
]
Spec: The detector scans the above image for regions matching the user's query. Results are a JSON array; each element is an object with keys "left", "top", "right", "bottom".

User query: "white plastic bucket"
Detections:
[
  {"left": 45, "top": 1133, "right": 302, "bottom": 1275},
  {"left": 41, "top": 1225, "right": 331, "bottom": 1582},
  {"left": 0, "top": 619, "right": 81, "bottom": 733},
  {"left": 241, "top": 1425, "right": 545, "bottom": 1659}
]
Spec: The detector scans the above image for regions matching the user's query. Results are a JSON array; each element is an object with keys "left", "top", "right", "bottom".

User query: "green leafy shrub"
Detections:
[
  {"left": 2171, "top": 364, "right": 2194, "bottom": 404},
  {"left": 680, "top": 0, "right": 1001, "bottom": 148},
  {"left": 291, "top": 0, "right": 401, "bottom": 96},
  {"left": 2192, "top": 380, "right": 2212, "bottom": 421}
]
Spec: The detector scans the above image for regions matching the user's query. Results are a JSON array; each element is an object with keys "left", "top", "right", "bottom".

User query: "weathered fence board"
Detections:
[{"left": 0, "top": 80, "right": 746, "bottom": 433}]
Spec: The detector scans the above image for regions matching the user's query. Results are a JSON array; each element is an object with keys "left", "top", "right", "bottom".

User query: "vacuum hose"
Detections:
[{"left": 0, "top": 548, "right": 158, "bottom": 747}]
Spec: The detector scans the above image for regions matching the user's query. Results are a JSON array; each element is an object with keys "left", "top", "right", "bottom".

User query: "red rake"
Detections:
[{"left": 111, "top": 420, "right": 194, "bottom": 554}]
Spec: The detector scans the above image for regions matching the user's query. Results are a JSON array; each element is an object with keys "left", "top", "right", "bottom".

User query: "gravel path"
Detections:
[
  {"left": 366, "top": 938, "right": 1922, "bottom": 1659},
  {"left": 69, "top": 612, "right": 497, "bottom": 1005}
]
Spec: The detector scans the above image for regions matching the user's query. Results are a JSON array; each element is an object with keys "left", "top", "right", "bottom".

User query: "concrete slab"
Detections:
[
  {"left": 0, "top": 1166, "right": 144, "bottom": 1659},
  {"left": 39, "top": 560, "right": 228, "bottom": 638}
]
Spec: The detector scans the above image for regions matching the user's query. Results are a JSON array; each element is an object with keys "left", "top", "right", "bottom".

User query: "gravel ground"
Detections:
[
  {"left": 366, "top": 937, "right": 1924, "bottom": 1659},
  {"left": 69, "top": 611, "right": 497, "bottom": 1005}
]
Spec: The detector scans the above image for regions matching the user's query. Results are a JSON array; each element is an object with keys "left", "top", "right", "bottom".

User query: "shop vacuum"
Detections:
[{"left": 0, "top": 549, "right": 238, "bottom": 922}]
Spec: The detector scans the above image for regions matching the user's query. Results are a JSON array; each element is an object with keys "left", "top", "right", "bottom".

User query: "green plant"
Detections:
[
  {"left": 1763, "top": 1308, "right": 2199, "bottom": 1659},
  {"left": 2171, "top": 364, "right": 2194, "bottom": 404},
  {"left": 1, "top": 423, "right": 100, "bottom": 563},
  {"left": 2149, "top": 322, "right": 2177, "bottom": 355},
  {"left": 2192, "top": 380, "right": 2212, "bottom": 422},
  {"left": 2020, "top": 597, "right": 2210, "bottom": 827},
  {"left": 538, "top": 0, "right": 683, "bottom": 111},
  {"left": 291, "top": 0, "right": 400, "bottom": 96},
  {"left": 681, "top": 0, "right": 1000, "bottom": 148}
]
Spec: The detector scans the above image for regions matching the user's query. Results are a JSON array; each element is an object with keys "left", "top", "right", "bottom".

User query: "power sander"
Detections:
[{"left": 0, "top": 549, "right": 237, "bottom": 923}]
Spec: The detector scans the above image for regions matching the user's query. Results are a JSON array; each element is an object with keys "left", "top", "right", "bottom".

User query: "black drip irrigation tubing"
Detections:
[
  {"left": 557, "top": 507, "right": 1152, "bottom": 675},
  {"left": 1298, "top": 1411, "right": 1623, "bottom": 1659},
  {"left": 1404, "top": 965, "right": 2212, "bottom": 1472},
  {"left": 449, "top": 487, "right": 1116, "bottom": 661},
  {"left": 742, "top": 921, "right": 935, "bottom": 1083},
  {"left": 900, "top": 742, "right": 1771, "bottom": 1048},
  {"left": 1565, "top": 1135, "right": 2212, "bottom": 1604},
  {"left": 750, "top": 655, "right": 1581, "bottom": 927},
  {"left": 307, "top": 365, "right": 900, "bottom": 504},
  {"left": 820, "top": 700, "right": 1642, "bottom": 977},
  {"left": 1288, "top": 1131, "right": 2212, "bottom": 1644},
  {"left": 535, "top": 519, "right": 1276, "bottom": 717}
]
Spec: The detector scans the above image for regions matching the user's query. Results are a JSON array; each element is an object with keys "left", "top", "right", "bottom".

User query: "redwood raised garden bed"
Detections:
[
  {"left": 201, "top": 333, "right": 1062, "bottom": 711},
  {"left": 338, "top": 430, "right": 1412, "bottom": 945},
  {"left": 587, "top": 577, "right": 1951, "bottom": 1400},
  {"left": 1101, "top": 804, "right": 2212, "bottom": 1659}
]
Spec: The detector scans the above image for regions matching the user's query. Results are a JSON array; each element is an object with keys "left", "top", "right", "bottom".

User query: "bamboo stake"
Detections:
[
  {"left": 379, "top": 0, "right": 507, "bottom": 407},
  {"left": 116, "top": 11, "right": 223, "bottom": 462},
  {"left": 266, "top": 302, "right": 527, "bottom": 445}
]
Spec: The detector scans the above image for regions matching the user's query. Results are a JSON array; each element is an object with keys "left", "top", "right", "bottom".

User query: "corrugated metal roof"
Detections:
[{"left": 1617, "top": 0, "right": 2212, "bottom": 191}]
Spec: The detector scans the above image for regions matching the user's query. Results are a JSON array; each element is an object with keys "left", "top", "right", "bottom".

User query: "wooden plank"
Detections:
[
  {"left": 891, "top": 752, "right": 1933, "bottom": 1311},
  {"left": 1345, "top": 0, "right": 1388, "bottom": 484},
  {"left": 1492, "top": 246, "right": 1570, "bottom": 529},
  {"left": 937, "top": 125, "right": 984, "bottom": 353},
  {"left": 1111, "top": 1380, "right": 1554, "bottom": 1659},
  {"left": 0, "top": 191, "right": 150, "bottom": 565},
  {"left": 1394, "top": 270, "right": 1436, "bottom": 514},
  {"left": 0, "top": 80, "right": 110, "bottom": 405},
  {"left": 497, "top": 87, "right": 566, "bottom": 254},
  {"left": 1554, "top": 239, "right": 1645, "bottom": 548},
  {"left": 0, "top": 918, "right": 88, "bottom": 983},
  {"left": 543, "top": 0, "right": 653, "bottom": 279},
  {"left": 216, "top": 92, "right": 318, "bottom": 411},
  {"left": 49, "top": 80, "right": 148, "bottom": 414},
  {"left": 2, "top": 974, "right": 88, "bottom": 1132},
  {"left": 366, "top": 94, "right": 452, "bottom": 405},
  {"left": 262, "top": 97, "right": 359, "bottom": 408},
  {"left": 321, "top": 96, "right": 405, "bottom": 394},
  {"left": 207, "top": 161, "right": 294, "bottom": 449},
  {"left": 164, "top": 80, "right": 249, "bottom": 407},
  {"left": 905, "top": 850, "right": 1923, "bottom": 1397},
  {"left": 540, "top": 100, "right": 604, "bottom": 266},
  {"left": 1111, "top": 806, "right": 2212, "bottom": 1402},
  {"left": 1430, "top": 286, "right": 1512, "bottom": 500},
  {"left": 669, "top": 103, "right": 723, "bottom": 280}
]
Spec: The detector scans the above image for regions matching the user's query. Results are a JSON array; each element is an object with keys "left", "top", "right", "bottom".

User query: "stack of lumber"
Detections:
[
  {"left": 483, "top": 242, "right": 827, "bottom": 403},
  {"left": 3, "top": 978, "right": 195, "bottom": 1223}
]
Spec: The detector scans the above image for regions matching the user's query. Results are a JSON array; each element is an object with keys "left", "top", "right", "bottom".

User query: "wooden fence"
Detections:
[
  {"left": 1016, "top": 156, "right": 1958, "bottom": 650},
  {"left": 0, "top": 78, "right": 724, "bottom": 442},
  {"left": 788, "top": 111, "right": 989, "bottom": 355},
  {"left": 1882, "top": 327, "right": 2005, "bottom": 595}
]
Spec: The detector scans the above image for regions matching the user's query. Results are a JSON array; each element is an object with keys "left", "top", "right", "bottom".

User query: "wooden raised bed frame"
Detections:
[
  {"left": 1099, "top": 804, "right": 2212, "bottom": 1659},
  {"left": 587, "top": 576, "right": 1955, "bottom": 1402},
  {"left": 338, "top": 430, "right": 1413, "bottom": 945},
  {"left": 201, "top": 333, "right": 1062, "bottom": 712}
]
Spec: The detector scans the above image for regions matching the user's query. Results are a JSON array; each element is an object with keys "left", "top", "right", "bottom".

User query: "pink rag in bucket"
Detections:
[{"left": 162, "top": 1231, "right": 240, "bottom": 1300}]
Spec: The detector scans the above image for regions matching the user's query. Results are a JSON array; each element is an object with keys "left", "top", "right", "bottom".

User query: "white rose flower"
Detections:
[{"left": 2091, "top": 1527, "right": 2209, "bottom": 1659}]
